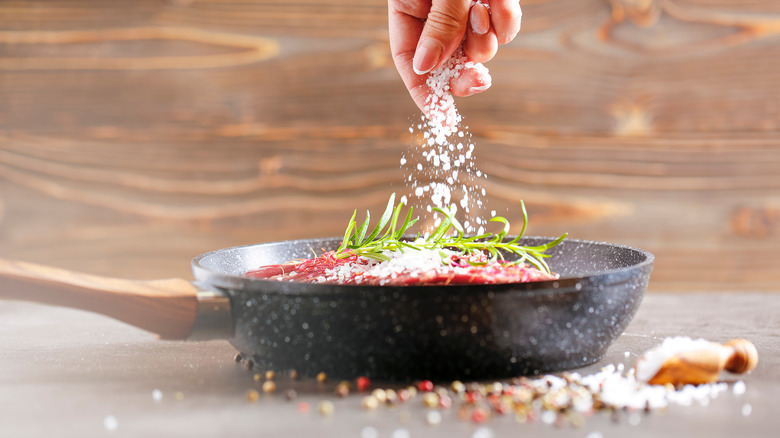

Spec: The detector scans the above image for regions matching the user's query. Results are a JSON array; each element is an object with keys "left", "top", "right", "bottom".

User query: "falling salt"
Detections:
[
  {"left": 742, "top": 403, "right": 752, "bottom": 416},
  {"left": 732, "top": 380, "right": 746, "bottom": 395},
  {"left": 401, "top": 48, "right": 492, "bottom": 233},
  {"left": 152, "top": 389, "right": 163, "bottom": 402}
]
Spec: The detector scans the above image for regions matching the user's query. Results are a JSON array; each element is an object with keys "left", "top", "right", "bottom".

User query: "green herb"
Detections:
[{"left": 336, "top": 194, "right": 567, "bottom": 273}]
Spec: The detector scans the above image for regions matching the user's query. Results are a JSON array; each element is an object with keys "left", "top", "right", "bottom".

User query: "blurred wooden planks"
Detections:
[{"left": 0, "top": 0, "right": 779, "bottom": 291}]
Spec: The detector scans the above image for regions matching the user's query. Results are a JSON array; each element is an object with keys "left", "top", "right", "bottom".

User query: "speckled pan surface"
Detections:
[{"left": 192, "top": 237, "right": 654, "bottom": 381}]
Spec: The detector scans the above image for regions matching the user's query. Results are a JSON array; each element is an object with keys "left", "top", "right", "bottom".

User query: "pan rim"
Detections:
[{"left": 191, "top": 236, "right": 654, "bottom": 295}]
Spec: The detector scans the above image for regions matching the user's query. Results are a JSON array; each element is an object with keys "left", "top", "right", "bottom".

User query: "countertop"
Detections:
[{"left": 1, "top": 293, "right": 777, "bottom": 437}]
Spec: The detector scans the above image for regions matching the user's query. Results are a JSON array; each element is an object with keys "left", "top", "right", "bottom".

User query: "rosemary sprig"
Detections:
[{"left": 336, "top": 193, "right": 567, "bottom": 273}]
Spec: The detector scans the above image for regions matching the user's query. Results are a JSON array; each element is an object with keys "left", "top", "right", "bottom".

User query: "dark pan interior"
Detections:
[{"left": 191, "top": 237, "right": 654, "bottom": 381}]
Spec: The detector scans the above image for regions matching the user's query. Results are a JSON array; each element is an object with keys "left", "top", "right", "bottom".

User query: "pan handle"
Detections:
[{"left": 0, "top": 258, "right": 232, "bottom": 340}]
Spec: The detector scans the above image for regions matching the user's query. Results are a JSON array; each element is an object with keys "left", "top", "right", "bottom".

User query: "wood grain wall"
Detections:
[{"left": 1, "top": 0, "right": 779, "bottom": 291}]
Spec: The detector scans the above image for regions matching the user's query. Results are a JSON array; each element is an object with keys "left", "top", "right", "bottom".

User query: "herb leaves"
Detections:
[{"left": 336, "top": 194, "right": 566, "bottom": 273}]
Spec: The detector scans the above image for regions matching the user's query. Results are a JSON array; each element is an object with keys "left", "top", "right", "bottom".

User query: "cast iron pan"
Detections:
[{"left": 0, "top": 236, "right": 653, "bottom": 381}]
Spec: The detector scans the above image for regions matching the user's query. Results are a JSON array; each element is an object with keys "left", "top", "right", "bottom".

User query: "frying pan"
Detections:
[{"left": 0, "top": 236, "right": 653, "bottom": 381}]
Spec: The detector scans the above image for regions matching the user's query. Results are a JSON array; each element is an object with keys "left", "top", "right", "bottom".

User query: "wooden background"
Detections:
[{"left": 1, "top": 0, "right": 778, "bottom": 291}]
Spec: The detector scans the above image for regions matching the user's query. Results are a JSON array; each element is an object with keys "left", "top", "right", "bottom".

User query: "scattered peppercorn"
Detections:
[
  {"left": 297, "top": 401, "right": 310, "bottom": 413},
  {"left": 361, "top": 395, "right": 379, "bottom": 411},
  {"left": 245, "top": 389, "right": 259, "bottom": 403},
  {"left": 335, "top": 381, "right": 350, "bottom": 398},
  {"left": 418, "top": 380, "right": 434, "bottom": 392},
  {"left": 262, "top": 381, "right": 277, "bottom": 394},
  {"left": 289, "top": 369, "right": 299, "bottom": 380},
  {"left": 472, "top": 406, "right": 490, "bottom": 423},
  {"left": 356, "top": 376, "right": 371, "bottom": 392},
  {"left": 317, "top": 400, "right": 335, "bottom": 416},
  {"left": 265, "top": 371, "right": 275, "bottom": 380},
  {"left": 371, "top": 389, "right": 387, "bottom": 403},
  {"left": 253, "top": 373, "right": 263, "bottom": 383},
  {"left": 422, "top": 392, "right": 439, "bottom": 408},
  {"left": 316, "top": 372, "right": 327, "bottom": 383},
  {"left": 234, "top": 353, "right": 244, "bottom": 362},
  {"left": 286, "top": 389, "right": 298, "bottom": 401}
]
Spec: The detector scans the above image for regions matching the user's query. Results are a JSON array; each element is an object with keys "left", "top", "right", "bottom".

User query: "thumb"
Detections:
[{"left": 413, "top": 0, "right": 472, "bottom": 75}]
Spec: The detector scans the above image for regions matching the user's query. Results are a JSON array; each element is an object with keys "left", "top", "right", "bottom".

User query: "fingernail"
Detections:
[
  {"left": 466, "top": 84, "right": 491, "bottom": 96},
  {"left": 470, "top": 3, "right": 490, "bottom": 35},
  {"left": 413, "top": 38, "right": 443, "bottom": 75}
]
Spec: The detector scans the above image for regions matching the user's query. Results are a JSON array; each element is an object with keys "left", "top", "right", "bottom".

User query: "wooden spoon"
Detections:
[{"left": 637, "top": 338, "right": 758, "bottom": 386}]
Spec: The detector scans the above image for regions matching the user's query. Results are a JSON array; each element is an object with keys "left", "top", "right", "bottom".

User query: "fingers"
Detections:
[
  {"left": 464, "top": 2, "right": 497, "bottom": 64},
  {"left": 388, "top": 1, "right": 430, "bottom": 113},
  {"left": 489, "top": 0, "right": 522, "bottom": 45},
  {"left": 413, "top": 0, "right": 472, "bottom": 75},
  {"left": 450, "top": 65, "right": 492, "bottom": 97}
]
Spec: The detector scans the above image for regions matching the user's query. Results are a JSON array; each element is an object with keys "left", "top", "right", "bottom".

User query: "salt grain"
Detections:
[
  {"left": 361, "top": 426, "right": 379, "bottom": 438},
  {"left": 103, "top": 415, "right": 118, "bottom": 431},
  {"left": 391, "top": 428, "right": 411, "bottom": 438},
  {"left": 742, "top": 403, "right": 752, "bottom": 416},
  {"left": 152, "top": 389, "right": 163, "bottom": 402},
  {"left": 733, "top": 380, "right": 746, "bottom": 395}
]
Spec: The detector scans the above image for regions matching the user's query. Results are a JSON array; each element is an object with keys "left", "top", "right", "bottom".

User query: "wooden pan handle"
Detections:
[{"left": 0, "top": 258, "right": 201, "bottom": 340}]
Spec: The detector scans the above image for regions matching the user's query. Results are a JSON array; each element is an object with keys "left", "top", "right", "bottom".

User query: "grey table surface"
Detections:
[{"left": 1, "top": 293, "right": 778, "bottom": 437}]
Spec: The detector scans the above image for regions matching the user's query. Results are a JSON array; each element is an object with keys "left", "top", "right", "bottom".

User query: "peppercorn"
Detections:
[
  {"left": 262, "top": 381, "right": 277, "bottom": 394},
  {"left": 451, "top": 380, "right": 465, "bottom": 394},
  {"left": 253, "top": 373, "right": 263, "bottom": 383},
  {"left": 356, "top": 376, "right": 371, "bottom": 392},
  {"left": 471, "top": 406, "right": 489, "bottom": 423},
  {"left": 397, "top": 388, "right": 411, "bottom": 403},
  {"left": 234, "top": 353, "right": 244, "bottom": 363},
  {"left": 316, "top": 372, "right": 327, "bottom": 383},
  {"left": 371, "top": 389, "right": 387, "bottom": 403},
  {"left": 289, "top": 369, "right": 299, "bottom": 380},
  {"left": 318, "top": 400, "right": 335, "bottom": 416},
  {"left": 286, "top": 389, "right": 298, "bottom": 401},
  {"left": 422, "top": 392, "right": 439, "bottom": 408},
  {"left": 418, "top": 380, "right": 434, "bottom": 392},
  {"left": 335, "top": 381, "right": 350, "bottom": 398},
  {"left": 265, "top": 370, "right": 275, "bottom": 380},
  {"left": 385, "top": 389, "right": 398, "bottom": 405},
  {"left": 361, "top": 395, "right": 379, "bottom": 411},
  {"left": 438, "top": 393, "right": 453, "bottom": 409},
  {"left": 245, "top": 389, "right": 259, "bottom": 403}
]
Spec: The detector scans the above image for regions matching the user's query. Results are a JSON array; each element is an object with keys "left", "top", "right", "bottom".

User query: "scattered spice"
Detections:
[
  {"left": 361, "top": 395, "right": 379, "bottom": 411},
  {"left": 316, "top": 372, "right": 327, "bottom": 384},
  {"left": 317, "top": 400, "right": 335, "bottom": 416},
  {"left": 265, "top": 370, "right": 276, "bottom": 380},
  {"left": 262, "top": 381, "right": 277, "bottom": 394},
  {"left": 418, "top": 380, "right": 434, "bottom": 393},
  {"left": 335, "top": 381, "right": 350, "bottom": 398},
  {"left": 245, "top": 389, "right": 260, "bottom": 403},
  {"left": 289, "top": 369, "right": 299, "bottom": 380},
  {"left": 356, "top": 376, "right": 371, "bottom": 392}
]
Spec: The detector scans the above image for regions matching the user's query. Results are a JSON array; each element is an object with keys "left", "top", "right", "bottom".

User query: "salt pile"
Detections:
[{"left": 401, "top": 48, "right": 493, "bottom": 234}]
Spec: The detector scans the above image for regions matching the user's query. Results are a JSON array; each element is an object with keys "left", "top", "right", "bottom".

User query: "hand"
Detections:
[{"left": 388, "top": 0, "right": 523, "bottom": 114}]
